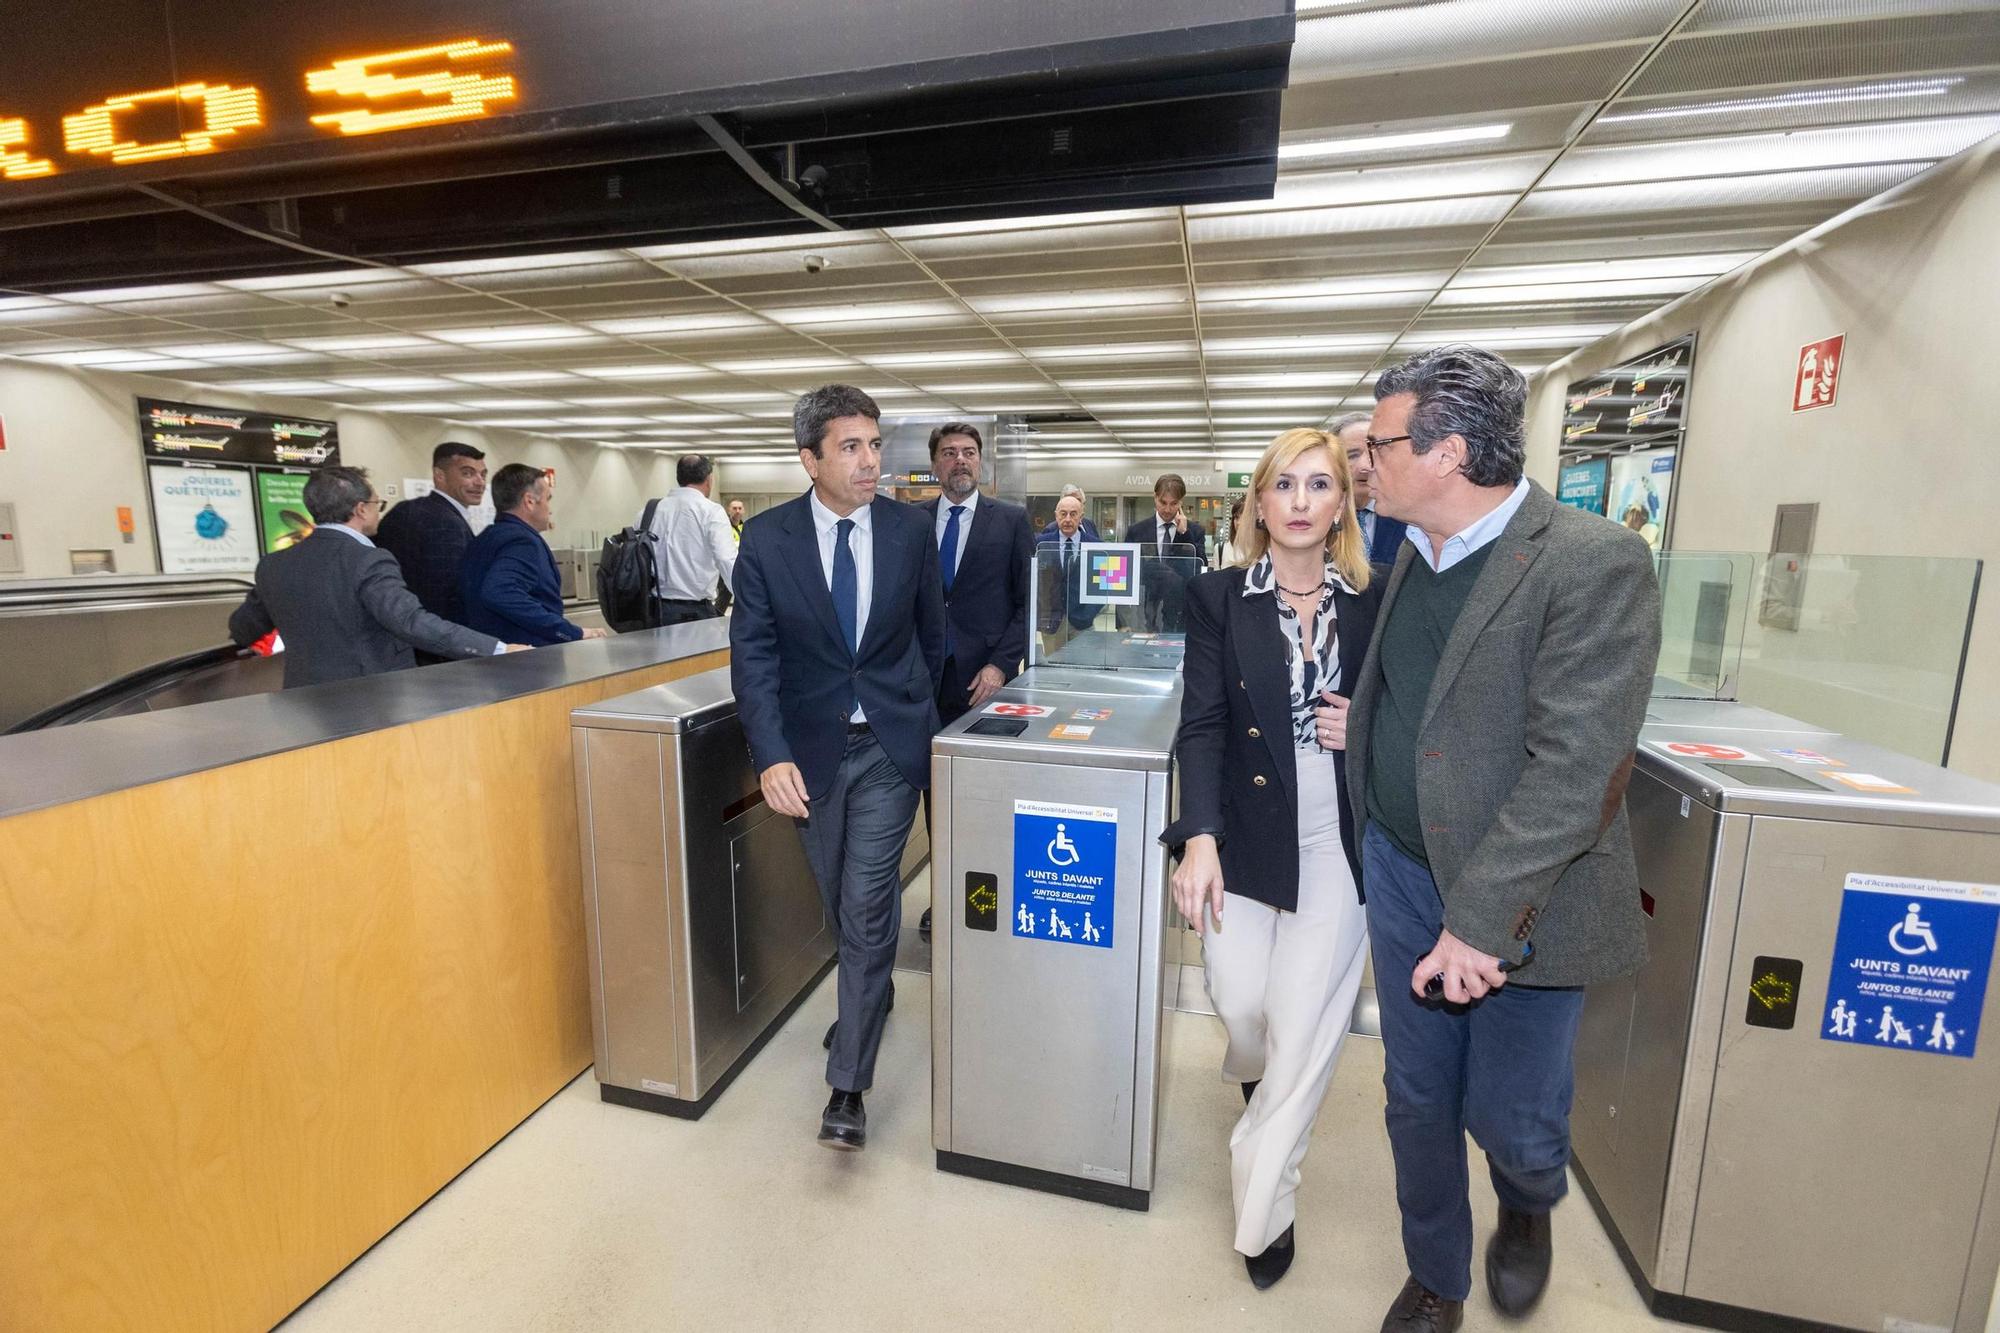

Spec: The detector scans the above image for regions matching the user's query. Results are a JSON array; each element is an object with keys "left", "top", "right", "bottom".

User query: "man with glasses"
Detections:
[
  {"left": 1343, "top": 347, "right": 1660, "bottom": 1332},
  {"left": 230, "top": 465, "right": 523, "bottom": 688}
]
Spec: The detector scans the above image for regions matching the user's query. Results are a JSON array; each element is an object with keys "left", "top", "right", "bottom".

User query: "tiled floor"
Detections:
[{"left": 283, "top": 885, "right": 1680, "bottom": 1332}]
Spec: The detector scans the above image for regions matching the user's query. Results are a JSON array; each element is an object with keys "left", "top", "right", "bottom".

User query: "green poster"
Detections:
[{"left": 256, "top": 470, "right": 315, "bottom": 554}]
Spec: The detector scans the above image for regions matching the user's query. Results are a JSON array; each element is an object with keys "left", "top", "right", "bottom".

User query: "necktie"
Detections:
[
  {"left": 1358, "top": 507, "right": 1375, "bottom": 551},
  {"left": 832, "top": 518, "right": 858, "bottom": 656},
  {"left": 940, "top": 505, "right": 965, "bottom": 594}
]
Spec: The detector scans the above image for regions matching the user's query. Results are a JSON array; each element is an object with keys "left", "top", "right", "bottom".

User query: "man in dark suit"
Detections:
[
  {"left": 375, "top": 441, "right": 487, "bottom": 664},
  {"left": 1035, "top": 494, "right": 1099, "bottom": 655},
  {"left": 1346, "top": 347, "right": 1660, "bottom": 1333},
  {"left": 229, "top": 466, "right": 516, "bottom": 688},
  {"left": 1037, "top": 484, "right": 1099, "bottom": 544},
  {"left": 1337, "top": 411, "right": 1412, "bottom": 563},
  {"left": 1124, "top": 472, "right": 1208, "bottom": 631},
  {"left": 462, "top": 464, "right": 608, "bottom": 648},
  {"left": 916, "top": 421, "right": 1033, "bottom": 938},
  {"left": 731, "top": 384, "right": 946, "bottom": 1153}
]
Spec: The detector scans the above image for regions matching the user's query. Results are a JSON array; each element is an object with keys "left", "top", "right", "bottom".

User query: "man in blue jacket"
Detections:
[
  {"left": 731, "top": 384, "right": 945, "bottom": 1153},
  {"left": 462, "top": 464, "right": 608, "bottom": 647}
]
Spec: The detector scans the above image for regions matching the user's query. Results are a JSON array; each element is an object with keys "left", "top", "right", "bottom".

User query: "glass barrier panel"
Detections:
[
  {"left": 1029, "top": 542, "right": 1204, "bottom": 671},
  {"left": 1653, "top": 552, "right": 1754, "bottom": 700}
]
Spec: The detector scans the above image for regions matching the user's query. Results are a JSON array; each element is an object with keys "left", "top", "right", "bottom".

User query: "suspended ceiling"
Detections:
[{"left": 2, "top": 0, "right": 1996, "bottom": 463}]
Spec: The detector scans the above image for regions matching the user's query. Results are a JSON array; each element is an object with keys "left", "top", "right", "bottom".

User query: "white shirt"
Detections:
[
  {"left": 809, "top": 489, "right": 873, "bottom": 722},
  {"left": 323, "top": 522, "right": 374, "bottom": 547},
  {"left": 646, "top": 485, "right": 738, "bottom": 601},
  {"left": 1407, "top": 478, "right": 1531, "bottom": 573},
  {"left": 933, "top": 487, "right": 979, "bottom": 581},
  {"left": 437, "top": 489, "right": 473, "bottom": 521}
]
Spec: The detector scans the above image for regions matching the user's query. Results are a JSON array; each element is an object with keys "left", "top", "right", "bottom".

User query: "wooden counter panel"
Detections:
[{"left": 0, "top": 649, "right": 726, "bottom": 1332}]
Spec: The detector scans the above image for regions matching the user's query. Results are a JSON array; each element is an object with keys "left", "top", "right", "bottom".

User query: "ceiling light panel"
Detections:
[
  {"left": 331, "top": 375, "right": 458, "bottom": 391},
  {"left": 410, "top": 250, "right": 630, "bottom": 277},
  {"left": 1545, "top": 115, "right": 2000, "bottom": 190},
  {"left": 1288, "top": 0, "right": 1681, "bottom": 81},
  {"left": 1189, "top": 194, "right": 1515, "bottom": 244},
  {"left": 1280, "top": 122, "right": 1513, "bottom": 161},
  {"left": 1194, "top": 154, "right": 1552, "bottom": 217},
  {"left": 764, "top": 301, "right": 965, "bottom": 327},
  {"left": 1518, "top": 163, "right": 1928, "bottom": 218},
  {"left": 588, "top": 312, "right": 766, "bottom": 336}
]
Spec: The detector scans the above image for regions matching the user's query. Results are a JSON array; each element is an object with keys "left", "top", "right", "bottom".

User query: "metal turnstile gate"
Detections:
[
  {"left": 572, "top": 668, "right": 834, "bottom": 1118},
  {"left": 1574, "top": 698, "right": 2000, "bottom": 1332}
]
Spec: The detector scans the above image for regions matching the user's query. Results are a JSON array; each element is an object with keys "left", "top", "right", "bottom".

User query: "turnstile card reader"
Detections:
[
  {"left": 931, "top": 668, "right": 1181, "bottom": 1210},
  {"left": 572, "top": 668, "right": 834, "bottom": 1119},
  {"left": 1575, "top": 709, "right": 2000, "bottom": 1332}
]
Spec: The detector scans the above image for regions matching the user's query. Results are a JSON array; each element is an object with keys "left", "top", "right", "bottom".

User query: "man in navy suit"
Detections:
[
  {"left": 375, "top": 440, "right": 487, "bottom": 664},
  {"left": 731, "top": 384, "right": 946, "bottom": 1152},
  {"left": 1124, "top": 473, "right": 1209, "bottom": 631},
  {"left": 461, "top": 464, "right": 608, "bottom": 648},
  {"left": 1337, "top": 411, "right": 1411, "bottom": 563},
  {"left": 1037, "top": 484, "right": 1100, "bottom": 544},
  {"left": 916, "top": 421, "right": 1033, "bottom": 938}
]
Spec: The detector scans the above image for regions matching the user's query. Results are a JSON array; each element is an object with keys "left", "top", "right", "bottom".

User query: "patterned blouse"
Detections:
[{"left": 1242, "top": 553, "right": 1354, "bottom": 750}]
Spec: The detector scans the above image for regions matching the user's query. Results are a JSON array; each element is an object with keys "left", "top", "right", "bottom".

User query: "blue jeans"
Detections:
[{"left": 1362, "top": 822, "right": 1586, "bottom": 1301}]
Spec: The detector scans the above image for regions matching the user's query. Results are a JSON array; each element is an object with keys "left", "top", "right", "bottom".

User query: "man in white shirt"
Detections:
[{"left": 644, "top": 454, "right": 738, "bottom": 625}]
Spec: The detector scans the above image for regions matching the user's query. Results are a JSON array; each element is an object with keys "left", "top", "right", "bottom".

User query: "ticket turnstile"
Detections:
[
  {"left": 1575, "top": 699, "right": 2000, "bottom": 1332},
  {"left": 571, "top": 669, "right": 834, "bottom": 1118},
  {"left": 930, "top": 665, "right": 1181, "bottom": 1210}
]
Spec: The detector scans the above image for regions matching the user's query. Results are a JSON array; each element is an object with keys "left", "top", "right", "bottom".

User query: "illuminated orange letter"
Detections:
[
  {"left": 1, "top": 117, "right": 55, "bottom": 180},
  {"left": 63, "top": 83, "right": 263, "bottom": 165},
  {"left": 306, "top": 39, "right": 516, "bottom": 137}
]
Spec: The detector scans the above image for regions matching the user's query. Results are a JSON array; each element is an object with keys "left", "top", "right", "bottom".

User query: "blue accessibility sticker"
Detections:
[
  {"left": 1821, "top": 873, "right": 2000, "bottom": 1059},
  {"left": 1012, "top": 799, "right": 1117, "bottom": 948}
]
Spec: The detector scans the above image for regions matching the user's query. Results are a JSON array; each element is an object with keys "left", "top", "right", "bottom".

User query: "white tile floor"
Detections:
[{"left": 282, "top": 887, "right": 1681, "bottom": 1333}]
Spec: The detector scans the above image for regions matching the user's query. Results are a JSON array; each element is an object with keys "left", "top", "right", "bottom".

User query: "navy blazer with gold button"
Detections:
[{"left": 1160, "top": 561, "right": 1386, "bottom": 912}]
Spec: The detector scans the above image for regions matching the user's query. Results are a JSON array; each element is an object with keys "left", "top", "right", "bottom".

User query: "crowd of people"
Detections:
[{"left": 226, "top": 342, "right": 1662, "bottom": 1333}]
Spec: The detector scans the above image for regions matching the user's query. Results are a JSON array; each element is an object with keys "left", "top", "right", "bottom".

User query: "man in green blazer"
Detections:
[{"left": 1345, "top": 345, "right": 1661, "bottom": 1333}]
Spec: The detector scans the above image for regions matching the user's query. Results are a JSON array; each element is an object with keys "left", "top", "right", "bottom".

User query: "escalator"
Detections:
[{"left": 3, "top": 643, "right": 285, "bottom": 732}]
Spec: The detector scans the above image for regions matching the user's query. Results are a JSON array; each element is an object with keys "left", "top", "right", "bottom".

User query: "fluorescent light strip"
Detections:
[
  {"left": 411, "top": 250, "right": 626, "bottom": 276},
  {"left": 223, "top": 268, "right": 405, "bottom": 291},
  {"left": 1599, "top": 78, "right": 1964, "bottom": 126},
  {"left": 1279, "top": 123, "right": 1511, "bottom": 161},
  {"left": 429, "top": 325, "right": 597, "bottom": 345},
  {"left": 453, "top": 370, "right": 580, "bottom": 385},
  {"left": 333, "top": 375, "right": 457, "bottom": 391},
  {"left": 574, "top": 363, "right": 715, "bottom": 380},
  {"left": 460, "top": 398, "right": 566, "bottom": 410}
]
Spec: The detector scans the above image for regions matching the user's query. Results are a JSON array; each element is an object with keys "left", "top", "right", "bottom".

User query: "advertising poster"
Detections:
[
  {"left": 1820, "top": 873, "right": 2000, "bottom": 1059},
  {"left": 1011, "top": 799, "right": 1117, "bottom": 948},
  {"left": 1557, "top": 459, "right": 1609, "bottom": 514},
  {"left": 148, "top": 463, "right": 259, "bottom": 573},
  {"left": 1608, "top": 448, "right": 1676, "bottom": 551},
  {"left": 256, "top": 469, "right": 315, "bottom": 553}
]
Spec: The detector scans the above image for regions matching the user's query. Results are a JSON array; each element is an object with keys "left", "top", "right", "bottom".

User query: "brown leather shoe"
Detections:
[
  {"left": 1485, "top": 1205, "right": 1553, "bottom": 1316},
  {"left": 1380, "top": 1275, "right": 1463, "bottom": 1332}
]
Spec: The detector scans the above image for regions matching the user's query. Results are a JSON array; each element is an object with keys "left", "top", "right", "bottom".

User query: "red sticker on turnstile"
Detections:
[
  {"left": 1659, "top": 741, "right": 1760, "bottom": 762},
  {"left": 983, "top": 702, "right": 1055, "bottom": 718}
]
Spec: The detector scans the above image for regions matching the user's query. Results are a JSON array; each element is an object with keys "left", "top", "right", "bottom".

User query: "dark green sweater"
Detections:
[{"left": 1366, "top": 544, "right": 1495, "bottom": 868}]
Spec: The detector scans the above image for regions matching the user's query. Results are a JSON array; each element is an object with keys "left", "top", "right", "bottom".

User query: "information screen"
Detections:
[{"left": 2, "top": 0, "right": 1282, "bottom": 198}]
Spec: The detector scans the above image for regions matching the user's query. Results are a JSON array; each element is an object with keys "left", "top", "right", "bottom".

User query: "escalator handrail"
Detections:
[
  {"left": 0, "top": 575, "right": 256, "bottom": 614},
  {"left": 3, "top": 643, "right": 255, "bottom": 733}
]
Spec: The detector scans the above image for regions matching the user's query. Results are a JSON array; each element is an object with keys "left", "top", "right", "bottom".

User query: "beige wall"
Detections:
[
  {"left": 1525, "top": 137, "right": 2000, "bottom": 781},
  {"left": 0, "top": 360, "right": 686, "bottom": 579}
]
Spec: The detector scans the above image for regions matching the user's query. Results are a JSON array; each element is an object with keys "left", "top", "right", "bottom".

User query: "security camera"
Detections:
[
  {"left": 802, "top": 254, "right": 827, "bottom": 274},
  {"left": 328, "top": 291, "right": 353, "bottom": 309}
]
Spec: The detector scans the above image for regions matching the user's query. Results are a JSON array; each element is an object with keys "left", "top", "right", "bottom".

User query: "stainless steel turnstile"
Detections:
[
  {"left": 572, "top": 669, "right": 834, "bottom": 1117},
  {"left": 931, "top": 665, "right": 1181, "bottom": 1210},
  {"left": 1574, "top": 698, "right": 2000, "bottom": 1332}
]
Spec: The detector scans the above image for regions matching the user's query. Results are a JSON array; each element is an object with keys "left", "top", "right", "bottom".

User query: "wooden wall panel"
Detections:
[{"left": 0, "top": 650, "right": 727, "bottom": 1332}]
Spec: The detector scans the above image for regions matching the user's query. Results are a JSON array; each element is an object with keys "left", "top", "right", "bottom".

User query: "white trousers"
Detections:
[{"left": 1200, "top": 747, "right": 1371, "bottom": 1255}]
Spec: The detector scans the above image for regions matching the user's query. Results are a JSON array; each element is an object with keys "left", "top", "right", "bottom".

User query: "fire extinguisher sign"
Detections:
[{"left": 1793, "top": 333, "right": 1845, "bottom": 413}]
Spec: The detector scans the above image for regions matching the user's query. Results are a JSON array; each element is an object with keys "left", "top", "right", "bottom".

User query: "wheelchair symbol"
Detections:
[
  {"left": 1889, "top": 902, "right": 1939, "bottom": 956},
  {"left": 1046, "top": 822, "right": 1080, "bottom": 867}
]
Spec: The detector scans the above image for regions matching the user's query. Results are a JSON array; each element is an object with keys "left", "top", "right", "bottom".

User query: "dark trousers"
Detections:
[
  {"left": 796, "top": 729, "right": 920, "bottom": 1093},
  {"left": 657, "top": 597, "right": 717, "bottom": 626},
  {"left": 1362, "top": 821, "right": 1586, "bottom": 1301}
]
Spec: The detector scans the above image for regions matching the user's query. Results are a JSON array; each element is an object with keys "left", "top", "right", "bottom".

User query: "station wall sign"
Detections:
[{"left": 1792, "top": 333, "right": 1845, "bottom": 413}]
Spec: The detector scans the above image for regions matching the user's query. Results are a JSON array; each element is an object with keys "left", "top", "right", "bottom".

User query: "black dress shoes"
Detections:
[
  {"left": 1244, "top": 1224, "right": 1294, "bottom": 1290},
  {"left": 1240, "top": 1078, "right": 1260, "bottom": 1105},
  {"left": 1485, "top": 1205, "right": 1553, "bottom": 1316},
  {"left": 1381, "top": 1275, "right": 1463, "bottom": 1332},
  {"left": 817, "top": 1089, "right": 866, "bottom": 1151}
]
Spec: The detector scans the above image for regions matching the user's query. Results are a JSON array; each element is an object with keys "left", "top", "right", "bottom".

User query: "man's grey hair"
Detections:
[
  {"left": 1327, "top": 411, "right": 1371, "bottom": 437},
  {"left": 303, "top": 466, "right": 373, "bottom": 525},
  {"left": 1373, "top": 344, "right": 1527, "bottom": 488},
  {"left": 792, "top": 384, "right": 882, "bottom": 456},
  {"left": 1059, "top": 483, "right": 1086, "bottom": 501}
]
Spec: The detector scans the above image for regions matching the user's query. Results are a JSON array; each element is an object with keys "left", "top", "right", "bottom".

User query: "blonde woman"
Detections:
[{"left": 1160, "top": 427, "right": 1385, "bottom": 1289}]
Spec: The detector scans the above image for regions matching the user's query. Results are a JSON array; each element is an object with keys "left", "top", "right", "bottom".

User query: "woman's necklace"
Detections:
[{"left": 1276, "top": 577, "right": 1327, "bottom": 598}]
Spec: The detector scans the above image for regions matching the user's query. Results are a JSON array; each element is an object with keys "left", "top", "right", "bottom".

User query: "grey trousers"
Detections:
[{"left": 796, "top": 729, "right": 920, "bottom": 1092}]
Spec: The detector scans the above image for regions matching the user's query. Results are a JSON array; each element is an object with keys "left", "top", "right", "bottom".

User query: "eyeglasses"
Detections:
[{"left": 1364, "top": 434, "right": 1413, "bottom": 459}]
